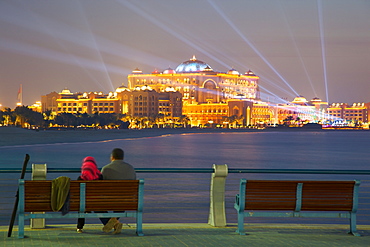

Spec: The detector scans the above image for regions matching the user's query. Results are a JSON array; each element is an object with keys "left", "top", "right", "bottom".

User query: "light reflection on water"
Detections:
[{"left": 1, "top": 130, "right": 370, "bottom": 173}]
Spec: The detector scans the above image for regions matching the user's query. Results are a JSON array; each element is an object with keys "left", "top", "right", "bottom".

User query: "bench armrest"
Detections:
[{"left": 235, "top": 194, "right": 240, "bottom": 206}]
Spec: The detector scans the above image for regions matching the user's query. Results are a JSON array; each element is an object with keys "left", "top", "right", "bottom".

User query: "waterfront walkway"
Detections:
[{"left": 2, "top": 223, "right": 370, "bottom": 247}]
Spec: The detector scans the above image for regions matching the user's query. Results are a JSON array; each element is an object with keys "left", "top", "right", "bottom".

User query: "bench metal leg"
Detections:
[
  {"left": 18, "top": 182, "right": 25, "bottom": 239},
  {"left": 349, "top": 213, "right": 360, "bottom": 236},
  {"left": 236, "top": 212, "right": 246, "bottom": 235},
  {"left": 136, "top": 212, "right": 144, "bottom": 236},
  {"left": 18, "top": 213, "right": 25, "bottom": 238}
]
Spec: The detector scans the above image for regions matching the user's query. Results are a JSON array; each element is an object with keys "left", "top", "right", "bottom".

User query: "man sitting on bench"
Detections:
[{"left": 100, "top": 148, "right": 137, "bottom": 234}]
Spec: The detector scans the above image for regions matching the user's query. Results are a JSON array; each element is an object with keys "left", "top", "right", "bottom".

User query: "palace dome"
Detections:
[
  {"left": 131, "top": 68, "right": 142, "bottom": 74},
  {"left": 175, "top": 55, "right": 213, "bottom": 73},
  {"left": 227, "top": 68, "right": 239, "bottom": 75},
  {"left": 310, "top": 97, "right": 321, "bottom": 102},
  {"left": 163, "top": 67, "right": 176, "bottom": 74},
  {"left": 115, "top": 85, "right": 130, "bottom": 93},
  {"left": 292, "top": 96, "right": 308, "bottom": 105},
  {"left": 60, "top": 88, "right": 73, "bottom": 95},
  {"left": 245, "top": 70, "right": 256, "bottom": 76}
]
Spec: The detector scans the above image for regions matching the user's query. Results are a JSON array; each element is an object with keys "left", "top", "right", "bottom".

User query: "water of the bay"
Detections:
[
  {"left": 1, "top": 130, "right": 369, "bottom": 170},
  {"left": 1, "top": 130, "right": 369, "bottom": 225}
]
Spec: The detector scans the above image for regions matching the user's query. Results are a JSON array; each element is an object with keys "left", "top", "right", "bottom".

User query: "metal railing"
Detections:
[
  {"left": 3, "top": 167, "right": 370, "bottom": 174},
  {"left": 1, "top": 167, "right": 370, "bottom": 227}
]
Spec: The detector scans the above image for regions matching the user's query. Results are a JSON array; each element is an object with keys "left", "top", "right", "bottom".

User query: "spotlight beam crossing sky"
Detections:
[{"left": 0, "top": 0, "right": 369, "bottom": 107}]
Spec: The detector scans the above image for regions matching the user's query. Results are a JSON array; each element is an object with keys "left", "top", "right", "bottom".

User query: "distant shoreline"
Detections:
[
  {"left": 0, "top": 127, "right": 259, "bottom": 147},
  {"left": 0, "top": 126, "right": 361, "bottom": 147}
]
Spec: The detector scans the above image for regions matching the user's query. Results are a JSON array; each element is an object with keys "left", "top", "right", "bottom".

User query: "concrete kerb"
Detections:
[
  {"left": 2, "top": 223, "right": 370, "bottom": 233},
  {"left": 2, "top": 223, "right": 370, "bottom": 247}
]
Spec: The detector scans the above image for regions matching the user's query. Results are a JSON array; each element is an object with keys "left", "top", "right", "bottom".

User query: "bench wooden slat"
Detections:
[
  {"left": 235, "top": 179, "right": 360, "bottom": 236},
  {"left": 244, "top": 180, "right": 356, "bottom": 211},
  {"left": 245, "top": 180, "right": 298, "bottom": 210},
  {"left": 18, "top": 179, "right": 144, "bottom": 238},
  {"left": 23, "top": 180, "right": 140, "bottom": 212}
]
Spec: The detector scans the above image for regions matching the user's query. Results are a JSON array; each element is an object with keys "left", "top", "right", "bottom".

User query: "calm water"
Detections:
[
  {"left": 1, "top": 130, "right": 370, "bottom": 224},
  {"left": 1, "top": 130, "right": 369, "bottom": 171}
]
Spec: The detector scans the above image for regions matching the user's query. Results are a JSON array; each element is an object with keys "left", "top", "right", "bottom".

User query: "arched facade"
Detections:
[{"left": 200, "top": 79, "right": 219, "bottom": 103}]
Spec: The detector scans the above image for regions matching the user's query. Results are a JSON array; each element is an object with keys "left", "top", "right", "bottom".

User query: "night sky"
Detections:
[{"left": 1, "top": 0, "right": 369, "bottom": 108}]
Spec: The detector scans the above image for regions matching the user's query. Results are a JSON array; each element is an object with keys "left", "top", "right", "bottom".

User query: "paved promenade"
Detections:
[{"left": 1, "top": 223, "right": 370, "bottom": 247}]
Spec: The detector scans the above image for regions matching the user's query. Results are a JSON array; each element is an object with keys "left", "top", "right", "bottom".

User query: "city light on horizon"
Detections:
[{"left": 0, "top": 1, "right": 369, "bottom": 108}]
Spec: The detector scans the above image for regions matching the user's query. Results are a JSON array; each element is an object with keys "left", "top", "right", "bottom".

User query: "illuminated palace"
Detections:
[
  {"left": 128, "top": 56, "right": 263, "bottom": 126},
  {"left": 42, "top": 56, "right": 271, "bottom": 127},
  {"left": 42, "top": 56, "right": 369, "bottom": 128}
]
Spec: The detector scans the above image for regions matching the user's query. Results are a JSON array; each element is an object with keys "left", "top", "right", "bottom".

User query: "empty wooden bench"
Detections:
[
  {"left": 234, "top": 179, "right": 360, "bottom": 236},
  {"left": 17, "top": 179, "right": 144, "bottom": 238}
]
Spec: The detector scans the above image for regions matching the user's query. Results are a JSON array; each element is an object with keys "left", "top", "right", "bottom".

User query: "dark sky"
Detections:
[{"left": 1, "top": 0, "right": 369, "bottom": 108}]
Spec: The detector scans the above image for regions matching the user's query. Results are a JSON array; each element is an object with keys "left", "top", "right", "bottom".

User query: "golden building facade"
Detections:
[
  {"left": 327, "top": 102, "right": 368, "bottom": 124},
  {"left": 40, "top": 56, "right": 265, "bottom": 127},
  {"left": 42, "top": 86, "right": 182, "bottom": 120},
  {"left": 53, "top": 89, "right": 120, "bottom": 114},
  {"left": 251, "top": 101, "right": 274, "bottom": 126},
  {"left": 128, "top": 56, "right": 260, "bottom": 104},
  {"left": 128, "top": 56, "right": 260, "bottom": 126}
]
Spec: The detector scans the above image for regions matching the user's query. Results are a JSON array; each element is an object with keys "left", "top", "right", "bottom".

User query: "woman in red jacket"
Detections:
[{"left": 76, "top": 156, "right": 103, "bottom": 233}]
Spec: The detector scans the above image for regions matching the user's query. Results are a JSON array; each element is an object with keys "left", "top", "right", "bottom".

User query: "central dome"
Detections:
[{"left": 175, "top": 55, "right": 213, "bottom": 73}]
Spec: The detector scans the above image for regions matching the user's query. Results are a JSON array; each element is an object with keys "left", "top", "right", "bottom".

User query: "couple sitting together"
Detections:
[{"left": 76, "top": 148, "right": 136, "bottom": 234}]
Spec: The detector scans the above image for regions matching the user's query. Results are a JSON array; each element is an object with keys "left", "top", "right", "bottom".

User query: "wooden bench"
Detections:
[
  {"left": 234, "top": 179, "right": 361, "bottom": 236},
  {"left": 17, "top": 179, "right": 144, "bottom": 238}
]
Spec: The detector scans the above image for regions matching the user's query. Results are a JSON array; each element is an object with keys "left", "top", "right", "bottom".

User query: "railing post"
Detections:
[
  {"left": 30, "top": 164, "right": 47, "bottom": 229},
  {"left": 208, "top": 164, "right": 228, "bottom": 227}
]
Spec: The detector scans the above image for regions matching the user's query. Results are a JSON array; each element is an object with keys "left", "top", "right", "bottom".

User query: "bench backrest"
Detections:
[
  {"left": 23, "top": 180, "right": 141, "bottom": 212},
  {"left": 242, "top": 180, "right": 360, "bottom": 212}
]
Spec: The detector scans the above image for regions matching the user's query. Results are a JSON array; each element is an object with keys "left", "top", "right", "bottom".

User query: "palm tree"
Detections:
[
  {"left": 221, "top": 116, "right": 231, "bottom": 129},
  {"left": 119, "top": 114, "right": 133, "bottom": 129},
  {"left": 54, "top": 113, "right": 77, "bottom": 128},
  {"left": 283, "top": 116, "right": 294, "bottom": 126},
  {"left": 178, "top": 115, "right": 190, "bottom": 128},
  {"left": 0, "top": 110, "right": 4, "bottom": 125},
  {"left": 12, "top": 106, "right": 44, "bottom": 128},
  {"left": 156, "top": 113, "right": 165, "bottom": 128},
  {"left": 147, "top": 114, "right": 158, "bottom": 128},
  {"left": 228, "top": 115, "right": 239, "bottom": 128},
  {"left": 79, "top": 113, "right": 92, "bottom": 127},
  {"left": 3, "top": 108, "right": 15, "bottom": 126},
  {"left": 234, "top": 115, "right": 245, "bottom": 128},
  {"left": 43, "top": 110, "right": 54, "bottom": 128}
]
